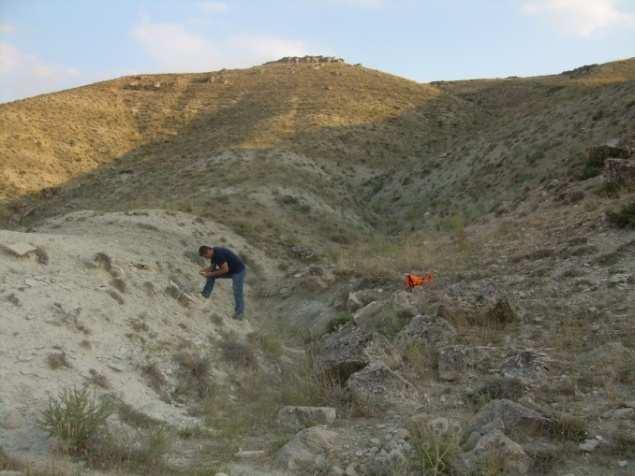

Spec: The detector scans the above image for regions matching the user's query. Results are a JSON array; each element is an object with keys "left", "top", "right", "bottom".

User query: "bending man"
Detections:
[{"left": 198, "top": 245, "right": 246, "bottom": 320}]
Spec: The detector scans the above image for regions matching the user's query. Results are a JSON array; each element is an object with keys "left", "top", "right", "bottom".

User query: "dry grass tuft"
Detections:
[{"left": 47, "top": 351, "right": 70, "bottom": 370}]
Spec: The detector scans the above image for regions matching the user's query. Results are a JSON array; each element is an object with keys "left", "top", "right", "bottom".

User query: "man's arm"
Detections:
[{"left": 204, "top": 262, "right": 229, "bottom": 278}]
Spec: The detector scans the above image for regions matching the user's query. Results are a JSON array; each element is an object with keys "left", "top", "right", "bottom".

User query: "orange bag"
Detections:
[{"left": 404, "top": 272, "right": 433, "bottom": 289}]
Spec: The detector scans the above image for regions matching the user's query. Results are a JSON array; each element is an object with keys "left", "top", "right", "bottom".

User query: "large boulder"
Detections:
[
  {"left": 275, "top": 426, "right": 338, "bottom": 472},
  {"left": 464, "top": 399, "right": 554, "bottom": 443},
  {"left": 395, "top": 314, "right": 457, "bottom": 349},
  {"left": 346, "top": 289, "right": 386, "bottom": 313},
  {"left": 454, "top": 430, "right": 530, "bottom": 476},
  {"left": 277, "top": 406, "right": 336, "bottom": 432},
  {"left": 437, "top": 345, "right": 497, "bottom": 382},
  {"left": 347, "top": 361, "right": 418, "bottom": 414},
  {"left": 313, "top": 326, "right": 393, "bottom": 381}
]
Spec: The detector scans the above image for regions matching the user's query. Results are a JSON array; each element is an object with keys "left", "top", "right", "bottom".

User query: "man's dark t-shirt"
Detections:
[{"left": 211, "top": 247, "right": 245, "bottom": 275}]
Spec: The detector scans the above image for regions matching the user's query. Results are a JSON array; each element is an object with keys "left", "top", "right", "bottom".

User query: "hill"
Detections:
[{"left": 1, "top": 57, "right": 634, "bottom": 475}]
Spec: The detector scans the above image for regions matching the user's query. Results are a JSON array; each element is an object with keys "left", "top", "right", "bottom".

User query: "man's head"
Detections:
[{"left": 198, "top": 245, "right": 214, "bottom": 259}]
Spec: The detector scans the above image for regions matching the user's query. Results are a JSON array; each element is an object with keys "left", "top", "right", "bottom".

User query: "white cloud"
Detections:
[
  {"left": 198, "top": 1, "right": 228, "bottom": 14},
  {"left": 0, "top": 42, "right": 83, "bottom": 102},
  {"left": 131, "top": 21, "right": 308, "bottom": 72},
  {"left": 522, "top": 0, "right": 635, "bottom": 36},
  {"left": 0, "top": 23, "right": 16, "bottom": 34}
]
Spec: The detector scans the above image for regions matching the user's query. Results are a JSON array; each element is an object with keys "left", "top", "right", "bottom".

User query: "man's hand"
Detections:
[{"left": 199, "top": 268, "right": 212, "bottom": 277}]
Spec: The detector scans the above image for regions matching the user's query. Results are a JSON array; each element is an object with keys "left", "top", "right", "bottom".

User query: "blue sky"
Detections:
[{"left": 0, "top": 0, "right": 634, "bottom": 102}]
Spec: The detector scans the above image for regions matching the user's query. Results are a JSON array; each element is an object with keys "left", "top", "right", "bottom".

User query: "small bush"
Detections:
[
  {"left": 38, "top": 387, "right": 112, "bottom": 454},
  {"left": 174, "top": 351, "right": 212, "bottom": 399},
  {"left": 550, "top": 414, "right": 587, "bottom": 442},
  {"left": 47, "top": 351, "right": 70, "bottom": 370},
  {"left": 607, "top": 202, "right": 635, "bottom": 229},
  {"left": 324, "top": 312, "right": 353, "bottom": 334},
  {"left": 409, "top": 424, "right": 460, "bottom": 476},
  {"left": 249, "top": 332, "right": 283, "bottom": 359},
  {"left": 221, "top": 339, "right": 257, "bottom": 369}
]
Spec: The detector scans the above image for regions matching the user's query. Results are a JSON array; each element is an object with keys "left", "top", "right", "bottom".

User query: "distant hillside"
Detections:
[{"left": 1, "top": 57, "right": 634, "bottom": 249}]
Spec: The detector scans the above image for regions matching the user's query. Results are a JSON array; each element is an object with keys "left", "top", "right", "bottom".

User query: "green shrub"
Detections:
[
  {"left": 607, "top": 202, "right": 635, "bottom": 229},
  {"left": 324, "top": 313, "right": 353, "bottom": 334},
  {"left": 409, "top": 424, "right": 460, "bottom": 476},
  {"left": 38, "top": 387, "right": 112, "bottom": 454}
]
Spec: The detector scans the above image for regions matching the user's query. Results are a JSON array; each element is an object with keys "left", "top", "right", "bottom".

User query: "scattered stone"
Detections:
[
  {"left": 579, "top": 437, "right": 600, "bottom": 452},
  {"left": 314, "top": 326, "right": 392, "bottom": 381},
  {"left": 464, "top": 399, "right": 554, "bottom": 441},
  {"left": 391, "top": 291, "right": 418, "bottom": 318},
  {"left": 456, "top": 429, "right": 530, "bottom": 476},
  {"left": 347, "top": 289, "right": 384, "bottom": 313},
  {"left": 352, "top": 300, "right": 386, "bottom": 327},
  {"left": 276, "top": 426, "right": 338, "bottom": 472},
  {"left": 347, "top": 361, "right": 417, "bottom": 414},
  {"left": 395, "top": 314, "right": 457, "bottom": 349},
  {"left": 437, "top": 345, "right": 496, "bottom": 382},
  {"left": 277, "top": 406, "right": 336, "bottom": 432}
]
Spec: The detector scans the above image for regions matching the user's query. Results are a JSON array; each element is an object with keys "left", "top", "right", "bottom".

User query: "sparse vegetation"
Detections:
[
  {"left": 324, "top": 312, "right": 353, "bottom": 334},
  {"left": 38, "top": 387, "right": 112, "bottom": 454},
  {"left": 220, "top": 337, "right": 257, "bottom": 369},
  {"left": 409, "top": 424, "right": 460, "bottom": 476},
  {"left": 47, "top": 351, "right": 70, "bottom": 370},
  {"left": 174, "top": 351, "right": 212, "bottom": 399}
]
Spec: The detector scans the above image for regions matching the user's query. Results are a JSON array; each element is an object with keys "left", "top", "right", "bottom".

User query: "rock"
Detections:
[
  {"left": 437, "top": 345, "right": 496, "bottom": 382},
  {"left": 0, "top": 471, "right": 24, "bottom": 476},
  {"left": 603, "top": 407, "right": 635, "bottom": 419},
  {"left": 467, "top": 377, "right": 525, "bottom": 404},
  {"left": 395, "top": 314, "right": 457, "bottom": 349},
  {"left": 464, "top": 399, "right": 554, "bottom": 441},
  {"left": 276, "top": 426, "right": 338, "bottom": 471},
  {"left": 0, "top": 409, "right": 25, "bottom": 430},
  {"left": 499, "top": 350, "right": 549, "bottom": 384},
  {"left": 1, "top": 242, "right": 38, "bottom": 257},
  {"left": 235, "top": 449, "right": 267, "bottom": 459},
  {"left": 579, "top": 437, "right": 600, "bottom": 452},
  {"left": 352, "top": 301, "right": 386, "bottom": 326},
  {"left": 314, "top": 326, "right": 393, "bottom": 381},
  {"left": 277, "top": 406, "right": 336, "bottom": 432},
  {"left": 391, "top": 291, "right": 418, "bottom": 318},
  {"left": 347, "top": 361, "right": 417, "bottom": 414},
  {"left": 347, "top": 289, "right": 384, "bottom": 313},
  {"left": 456, "top": 430, "right": 530, "bottom": 476},
  {"left": 605, "top": 158, "right": 635, "bottom": 185}
]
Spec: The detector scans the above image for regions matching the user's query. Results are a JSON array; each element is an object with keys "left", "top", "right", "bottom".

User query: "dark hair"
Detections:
[{"left": 198, "top": 245, "right": 212, "bottom": 256}]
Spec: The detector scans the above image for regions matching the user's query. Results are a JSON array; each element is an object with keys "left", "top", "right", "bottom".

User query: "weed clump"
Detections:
[
  {"left": 324, "top": 312, "right": 353, "bottom": 334},
  {"left": 221, "top": 339, "right": 257, "bottom": 369},
  {"left": 47, "top": 351, "right": 70, "bottom": 370},
  {"left": 409, "top": 423, "right": 460, "bottom": 476},
  {"left": 38, "top": 387, "right": 112, "bottom": 454},
  {"left": 174, "top": 351, "right": 212, "bottom": 399}
]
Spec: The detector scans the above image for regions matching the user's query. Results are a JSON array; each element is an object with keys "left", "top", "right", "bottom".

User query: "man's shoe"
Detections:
[{"left": 232, "top": 313, "right": 244, "bottom": 320}]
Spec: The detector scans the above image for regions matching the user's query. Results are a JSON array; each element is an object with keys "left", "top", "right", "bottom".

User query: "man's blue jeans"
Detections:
[{"left": 202, "top": 269, "right": 246, "bottom": 318}]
